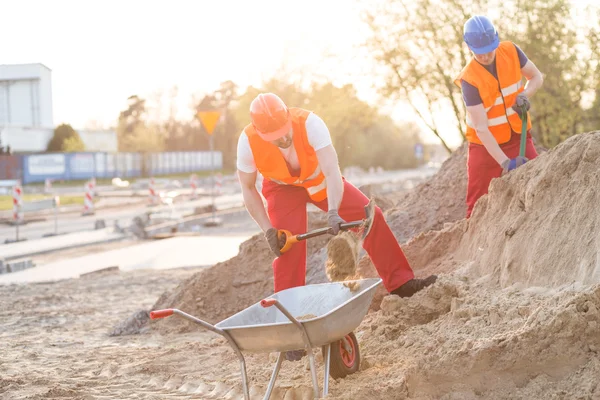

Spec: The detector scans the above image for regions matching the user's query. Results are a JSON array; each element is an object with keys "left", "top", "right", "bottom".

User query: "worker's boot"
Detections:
[
  {"left": 285, "top": 349, "right": 306, "bottom": 362},
  {"left": 390, "top": 275, "right": 438, "bottom": 298}
]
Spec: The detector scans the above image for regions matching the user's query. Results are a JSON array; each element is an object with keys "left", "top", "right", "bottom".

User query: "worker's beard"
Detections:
[{"left": 276, "top": 136, "right": 293, "bottom": 149}]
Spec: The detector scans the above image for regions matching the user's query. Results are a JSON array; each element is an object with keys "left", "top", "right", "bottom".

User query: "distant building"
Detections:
[{"left": 0, "top": 63, "right": 117, "bottom": 153}]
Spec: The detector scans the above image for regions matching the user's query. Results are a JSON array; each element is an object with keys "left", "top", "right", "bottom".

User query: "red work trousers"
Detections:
[
  {"left": 262, "top": 178, "right": 415, "bottom": 293},
  {"left": 466, "top": 132, "right": 538, "bottom": 218}
]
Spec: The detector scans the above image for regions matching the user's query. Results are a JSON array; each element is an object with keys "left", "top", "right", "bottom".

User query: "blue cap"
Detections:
[{"left": 463, "top": 15, "right": 499, "bottom": 54}]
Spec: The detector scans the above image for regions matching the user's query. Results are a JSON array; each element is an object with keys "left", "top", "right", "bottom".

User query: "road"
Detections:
[
  {"left": 0, "top": 166, "right": 439, "bottom": 243},
  {"left": 0, "top": 194, "right": 244, "bottom": 243}
]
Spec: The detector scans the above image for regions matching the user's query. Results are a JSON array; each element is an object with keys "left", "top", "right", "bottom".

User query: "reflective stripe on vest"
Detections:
[
  {"left": 244, "top": 108, "right": 328, "bottom": 202},
  {"left": 454, "top": 41, "right": 532, "bottom": 145}
]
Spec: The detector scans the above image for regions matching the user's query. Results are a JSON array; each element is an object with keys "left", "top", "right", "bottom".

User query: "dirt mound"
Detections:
[
  {"left": 325, "top": 132, "right": 600, "bottom": 399},
  {"left": 327, "top": 275, "right": 600, "bottom": 399},
  {"left": 149, "top": 211, "right": 332, "bottom": 332},
  {"left": 458, "top": 131, "right": 600, "bottom": 288},
  {"left": 386, "top": 143, "right": 467, "bottom": 244}
]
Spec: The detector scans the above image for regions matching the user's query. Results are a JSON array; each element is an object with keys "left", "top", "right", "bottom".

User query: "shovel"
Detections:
[
  {"left": 519, "top": 104, "right": 528, "bottom": 158},
  {"left": 277, "top": 200, "right": 376, "bottom": 254}
]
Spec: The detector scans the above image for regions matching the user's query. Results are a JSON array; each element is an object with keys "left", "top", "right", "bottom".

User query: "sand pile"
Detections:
[
  {"left": 324, "top": 132, "right": 600, "bottom": 398},
  {"left": 327, "top": 275, "right": 600, "bottom": 399},
  {"left": 386, "top": 143, "right": 468, "bottom": 244},
  {"left": 457, "top": 131, "right": 600, "bottom": 288},
  {"left": 149, "top": 211, "right": 332, "bottom": 332}
]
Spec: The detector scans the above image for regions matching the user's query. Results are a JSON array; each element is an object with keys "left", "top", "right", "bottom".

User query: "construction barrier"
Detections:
[
  {"left": 82, "top": 179, "right": 95, "bottom": 216},
  {"left": 16, "top": 151, "right": 223, "bottom": 184},
  {"left": 8, "top": 181, "right": 60, "bottom": 242},
  {"left": 148, "top": 177, "right": 159, "bottom": 206},
  {"left": 190, "top": 174, "right": 198, "bottom": 200},
  {"left": 12, "top": 181, "right": 22, "bottom": 225},
  {"left": 216, "top": 173, "right": 222, "bottom": 195}
]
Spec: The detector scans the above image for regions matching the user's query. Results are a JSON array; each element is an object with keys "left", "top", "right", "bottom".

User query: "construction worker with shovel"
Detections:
[
  {"left": 454, "top": 15, "right": 544, "bottom": 218},
  {"left": 236, "top": 93, "right": 438, "bottom": 350}
]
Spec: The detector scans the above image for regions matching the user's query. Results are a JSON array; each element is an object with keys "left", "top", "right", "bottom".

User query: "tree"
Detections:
[
  {"left": 192, "top": 80, "right": 240, "bottom": 168},
  {"left": 62, "top": 135, "right": 85, "bottom": 152},
  {"left": 363, "top": 0, "right": 480, "bottom": 153},
  {"left": 499, "top": 0, "right": 600, "bottom": 146},
  {"left": 117, "top": 95, "right": 150, "bottom": 151},
  {"left": 47, "top": 124, "right": 85, "bottom": 152},
  {"left": 363, "top": 0, "right": 600, "bottom": 150},
  {"left": 116, "top": 95, "right": 164, "bottom": 152},
  {"left": 230, "top": 78, "right": 421, "bottom": 170}
]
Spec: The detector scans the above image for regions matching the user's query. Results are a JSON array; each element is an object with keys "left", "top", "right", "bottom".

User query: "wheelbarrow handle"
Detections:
[
  {"left": 260, "top": 298, "right": 277, "bottom": 307},
  {"left": 149, "top": 309, "right": 174, "bottom": 319},
  {"left": 261, "top": 298, "right": 314, "bottom": 347},
  {"left": 149, "top": 308, "right": 251, "bottom": 400}
]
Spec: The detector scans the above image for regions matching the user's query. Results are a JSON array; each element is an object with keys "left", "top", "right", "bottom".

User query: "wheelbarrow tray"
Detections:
[{"left": 215, "top": 277, "right": 382, "bottom": 353}]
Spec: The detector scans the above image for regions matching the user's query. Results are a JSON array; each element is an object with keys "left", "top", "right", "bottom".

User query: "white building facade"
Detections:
[{"left": 0, "top": 63, "right": 117, "bottom": 153}]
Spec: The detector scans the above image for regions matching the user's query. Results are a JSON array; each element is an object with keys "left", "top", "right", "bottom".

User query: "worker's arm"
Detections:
[
  {"left": 521, "top": 60, "right": 543, "bottom": 98},
  {"left": 237, "top": 170, "right": 273, "bottom": 232},
  {"left": 316, "top": 144, "right": 344, "bottom": 211},
  {"left": 467, "top": 104, "right": 510, "bottom": 166}
]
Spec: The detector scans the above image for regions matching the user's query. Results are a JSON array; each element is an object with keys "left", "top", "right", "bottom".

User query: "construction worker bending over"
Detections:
[
  {"left": 454, "top": 15, "right": 544, "bottom": 218},
  {"left": 236, "top": 94, "right": 438, "bottom": 353}
]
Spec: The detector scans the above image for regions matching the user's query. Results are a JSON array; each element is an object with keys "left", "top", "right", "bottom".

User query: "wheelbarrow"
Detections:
[{"left": 150, "top": 277, "right": 382, "bottom": 399}]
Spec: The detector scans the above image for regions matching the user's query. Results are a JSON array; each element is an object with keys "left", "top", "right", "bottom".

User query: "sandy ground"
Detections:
[
  {"left": 0, "top": 266, "right": 362, "bottom": 400},
  {"left": 3, "top": 132, "right": 600, "bottom": 399}
]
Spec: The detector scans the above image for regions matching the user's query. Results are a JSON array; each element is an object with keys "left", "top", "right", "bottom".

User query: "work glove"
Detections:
[
  {"left": 265, "top": 228, "right": 282, "bottom": 257},
  {"left": 511, "top": 93, "right": 530, "bottom": 114},
  {"left": 501, "top": 156, "right": 528, "bottom": 175},
  {"left": 327, "top": 209, "right": 346, "bottom": 235}
]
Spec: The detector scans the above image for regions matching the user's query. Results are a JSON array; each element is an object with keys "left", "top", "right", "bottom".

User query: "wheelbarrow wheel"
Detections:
[{"left": 323, "top": 332, "right": 360, "bottom": 379}]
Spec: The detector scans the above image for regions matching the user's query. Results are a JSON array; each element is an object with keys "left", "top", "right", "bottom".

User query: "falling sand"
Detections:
[{"left": 325, "top": 231, "right": 363, "bottom": 291}]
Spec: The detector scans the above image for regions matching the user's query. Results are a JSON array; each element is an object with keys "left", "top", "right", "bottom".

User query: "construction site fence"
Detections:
[{"left": 0, "top": 151, "right": 223, "bottom": 184}]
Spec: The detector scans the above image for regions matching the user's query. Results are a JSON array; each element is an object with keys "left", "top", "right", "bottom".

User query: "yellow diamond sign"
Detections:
[{"left": 197, "top": 111, "right": 221, "bottom": 135}]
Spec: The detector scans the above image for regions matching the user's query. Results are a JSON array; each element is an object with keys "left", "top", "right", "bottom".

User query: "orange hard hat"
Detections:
[{"left": 250, "top": 93, "right": 292, "bottom": 141}]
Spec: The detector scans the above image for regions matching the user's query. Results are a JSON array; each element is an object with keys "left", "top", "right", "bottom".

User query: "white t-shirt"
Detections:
[{"left": 236, "top": 112, "right": 332, "bottom": 173}]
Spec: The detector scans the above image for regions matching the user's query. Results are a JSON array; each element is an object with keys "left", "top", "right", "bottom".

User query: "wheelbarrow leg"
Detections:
[
  {"left": 323, "top": 343, "right": 331, "bottom": 396},
  {"left": 264, "top": 352, "right": 285, "bottom": 400},
  {"left": 307, "top": 349, "right": 319, "bottom": 398},
  {"left": 261, "top": 298, "right": 321, "bottom": 398}
]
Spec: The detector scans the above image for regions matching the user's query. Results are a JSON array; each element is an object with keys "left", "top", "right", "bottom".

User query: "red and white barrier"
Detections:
[
  {"left": 82, "top": 179, "right": 95, "bottom": 215},
  {"left": 215, "top": 173, "right": 222, "bottom": 195},
  {"left": 12, "top": 181, "right": 22, "bottom": 223},
  {"left": 148, "top": 177, "right": 159, "bottom": 205},
  {"left": 190, "top": 174, "right": 198, "bottom": 200}
]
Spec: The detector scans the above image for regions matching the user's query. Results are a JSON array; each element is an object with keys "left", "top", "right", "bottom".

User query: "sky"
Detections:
[{"left": 1, "top": 0, "right": 595, "bottom": 150}]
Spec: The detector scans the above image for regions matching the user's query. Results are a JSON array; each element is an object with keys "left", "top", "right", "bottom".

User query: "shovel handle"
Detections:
[
  {"left": 278, "top": 221, "right": 363, "bottom": 254},
  {"left": 519, "top": 104, "right": 528, "bottom": 158},
  {"left": 277, "top": 229, "right": 297, "bottom": 253}
]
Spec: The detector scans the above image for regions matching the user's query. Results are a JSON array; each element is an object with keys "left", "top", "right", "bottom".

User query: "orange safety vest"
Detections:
[
  {"left": 244, "top": 108, "right": 328, "bottom": 202},
  {"left": 454, "top": 41, "right": 532, "bottom": 145}
]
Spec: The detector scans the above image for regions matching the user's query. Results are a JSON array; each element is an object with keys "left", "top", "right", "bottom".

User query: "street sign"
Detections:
[
  {"left": 197, "top": 111, "right": 221, "bottom": 135},
  {"left": 196, "top": 109, "right": 223, "bottom": 227},
  {"left": 414, "top": 143, "right": 424, "bottom": 160}
]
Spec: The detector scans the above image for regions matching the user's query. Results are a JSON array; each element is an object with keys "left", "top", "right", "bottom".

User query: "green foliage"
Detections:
[
  {"left": 231, "top": 79, "right": 420, "bottom": 169},
  {"left": 498, "top": 0, "right": 600, "bottom": 147},
  {"left": 363, "top": 0, "right": 600, "bottom": 149},
  {"left": 47, "top": 124, "right": 85, "bottom": 152},
  {"left": 116, "top": 79, "right": 422, "bottom": 170},
  {"left": 116, "top": 95, "right": 164, "bottom": 152},
  {"left": 62, "top": 135, "right": 85, "bottom": 152}
]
